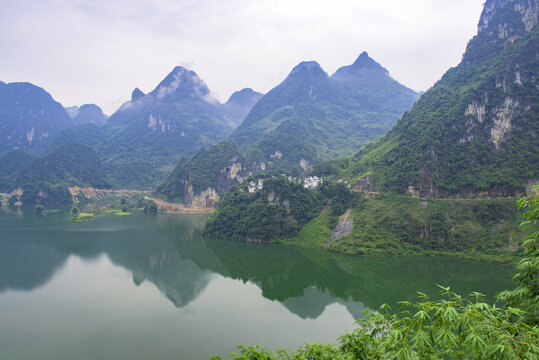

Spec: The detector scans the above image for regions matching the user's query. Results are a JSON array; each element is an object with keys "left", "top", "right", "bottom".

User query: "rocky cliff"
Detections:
[
  {"left": 341, "top": 0, "right": 538, "bottom": 198},
  {"left": 154, "top": 141, "right": 249, "bottom": 208}
]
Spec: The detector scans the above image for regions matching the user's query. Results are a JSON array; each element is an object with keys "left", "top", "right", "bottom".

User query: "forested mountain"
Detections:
[
  {"left": 50, "top": 123, "right": 105, "bottom": 149},
  {"left": 93, "top": 66, "right": 235, "bottom": 188},
  {"left": 3, "top": 68, "right": 263, "bottom": 190},
  {"left": 0, "top": 82, "right": 74, "bottom": 153},
  {"left": 14, "top": 142, "right": 110, "bottom": 206},
  {"left": 230, "top": 55, "right": 419, "bottom": 172},
  {"left": 338, "top": 0, "right": 538, "bottom": 198},
  {"left": 332, "top": 51, "right": 419, "bottom": 116},
  {"left": 203, "top": 0, "right": 538, "bottom": 263},
  {"left": 222, "top": 88, "right": 263, "bottom": 127},
  {"left": 66, "top": 104, "right": 108, "bottom": 126},
  {"left": 102, "top": 66, "right": 232, "bottom": 153}
]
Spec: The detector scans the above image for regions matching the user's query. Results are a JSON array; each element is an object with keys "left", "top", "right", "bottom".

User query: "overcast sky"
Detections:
[{"left": 0, "top": 0, "right": 485, "bottom": 114}]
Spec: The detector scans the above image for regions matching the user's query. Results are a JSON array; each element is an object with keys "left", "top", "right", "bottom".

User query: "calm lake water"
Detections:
[{"left": 0, "top": 209, "right": 514, "bottom": 359}]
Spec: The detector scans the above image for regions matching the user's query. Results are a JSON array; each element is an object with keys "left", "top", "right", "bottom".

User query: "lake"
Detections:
[{"left": 0, "top": 209, "right": 515, "bottom": 359}]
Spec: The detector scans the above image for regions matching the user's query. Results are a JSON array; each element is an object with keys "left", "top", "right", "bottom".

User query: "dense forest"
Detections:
[
  {"left": 203, "top": 177, "right": 323, "bottom": 241},
  {"left": 13, "top": 143, "right": 110, "bottom": 206}
]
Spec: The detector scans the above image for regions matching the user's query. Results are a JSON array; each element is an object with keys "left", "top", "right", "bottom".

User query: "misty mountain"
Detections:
[
  {"left": 66, "top": 104, "right": 108, "bottom": 126},
  {"left": 230, "top": 55, "right": 419, "bottom": 172},
  {"left": 0, "top": 82, "right": 74, "bottom": 153},
  {"left": 91, "top": 66, "right": 235, "bottom": 188},
  {"left": 222, "top": 88, "right": 263, "bottom": 127}
]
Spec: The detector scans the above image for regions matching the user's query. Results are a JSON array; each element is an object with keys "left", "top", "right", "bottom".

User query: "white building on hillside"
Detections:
[{"left": 303, "top": 176, "right": 320, "bottom": 190}]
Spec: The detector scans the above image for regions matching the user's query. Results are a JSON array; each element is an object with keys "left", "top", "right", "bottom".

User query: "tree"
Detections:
[
  {"left": 498, "top": 188, "right": 539, "bottom": 326},
  {"left": 120, "top": 197, "right": 129, "bottom": 212},
  {"left": 137, "top": 198, "right": 158, "bottom": 214},
  {"left": 34, "top": 204, "right": 45, "bottom": 215}
]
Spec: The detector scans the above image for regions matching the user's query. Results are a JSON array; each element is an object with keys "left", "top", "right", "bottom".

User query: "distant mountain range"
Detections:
[
  {"left": 0, "top": 68, "right": 266, "bottom": 192},
  {"left": 7, "top": 0, "right": 536, "bottom": 205},
  {"left": 231, "top": 53, "right": 419, "bottom": 171},
  {"left": 90, "top": 66, "right": 236, "bottom": 188},
  {"left": 1, "top": 50, "right": 419, "bottom": 194},
  {"left": 65, "top": 104, "right": 108, "bottom": 126}
]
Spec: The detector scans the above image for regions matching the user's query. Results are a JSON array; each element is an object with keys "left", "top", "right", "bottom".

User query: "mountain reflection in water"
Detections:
[{"left": 0, "top": 210, "right": 513, "bottom": 320}]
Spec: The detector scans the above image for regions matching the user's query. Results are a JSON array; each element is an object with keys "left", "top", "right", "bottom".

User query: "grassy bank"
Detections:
[{"left": 279, "top": 194, "right": 523, "bottom": 264}]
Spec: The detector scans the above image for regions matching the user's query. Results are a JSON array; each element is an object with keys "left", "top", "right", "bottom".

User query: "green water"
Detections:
[{"left": 0, "top": 209, "right": 514, "bottom": 359}]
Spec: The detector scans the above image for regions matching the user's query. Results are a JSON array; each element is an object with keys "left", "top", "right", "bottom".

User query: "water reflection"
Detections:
[{"left": 0, "top": 210, "right": 514, "bottom": 320}]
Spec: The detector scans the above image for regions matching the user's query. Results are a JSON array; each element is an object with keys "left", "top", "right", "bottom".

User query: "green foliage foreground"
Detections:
[{"left": 213, "top": 192, "right": 539, "bottom": 359}]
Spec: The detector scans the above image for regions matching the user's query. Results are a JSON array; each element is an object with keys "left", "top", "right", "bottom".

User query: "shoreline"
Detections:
[{"left": 148, "top": 197, "right": 214, "bottom": 214}]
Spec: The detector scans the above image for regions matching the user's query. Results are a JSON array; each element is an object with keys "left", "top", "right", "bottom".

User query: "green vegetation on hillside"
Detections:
[
  {"left": 336, "top": 22, "right": 538, "bottom": 196},
  {"left": 203, "top": 177, "right": 323, "bottom": 241},
  {"left": 15, "top": 142, "right": 110, "bottom": 206},
  {"left": 0, "top": 150, "right": 34, "bottom": 191},
  {"left": 231, "top": 56, "right": 418, "bottom": 172},
  {"left": 281, "top": 190, "right": 522, "bottom": 263},
  {"left": 204, "top": 175, "right": 522, "bottom": 262},
  {"left": 212, "top": 190, "right": 539, "bottom": 360},
  {"left": 93, "top": 67, "right": 233, "bottom": 189},
  {"left": 154, "top": 141, "right": 245, "bottom": 203},
  {"left": 50, "top": 123, "right": 104, "bottom": 149},
  {"left": 136, "top": 198, "right": 158, "bottom": 213},
  {"left": 329, "top": 195, "right": 521, "bottom": 262}
]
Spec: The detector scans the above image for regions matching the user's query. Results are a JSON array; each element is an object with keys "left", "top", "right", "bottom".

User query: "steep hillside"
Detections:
[
  {"left": 131, "top": 87, "right": 145, "bottom": 101},
  {"left": 14, "top": 142, "right": 110, "bottom": 206},
  {"left": 341, "top": 0, "right": 538, "bottom": 197},
  {"left": 332, "top": 51, "right": 419, "bottom": 115},
  {"left": 230, "top": 56, "right": 419, "bottom": 172},
  {"left": 0, "top": 82, "right": 74, "bottom": 153},
  {"left": 154, "top": 141, "right": 249, "bottom": 207}
]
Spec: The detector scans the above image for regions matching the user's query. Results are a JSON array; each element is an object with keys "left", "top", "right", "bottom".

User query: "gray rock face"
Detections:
[
  {"left": 329, "top": 215, "right": 354, "bottom": 243},
  {"left": 479, "top": 0, "right": 538, "bottom": 33},
  {"left": 465, "top": 0, "right": 539, "bottom": 66}
]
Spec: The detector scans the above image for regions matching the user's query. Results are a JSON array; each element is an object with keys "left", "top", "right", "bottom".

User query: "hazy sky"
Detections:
[{"left": 0, "top": 0, "right": 485, "bottom": 114}]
